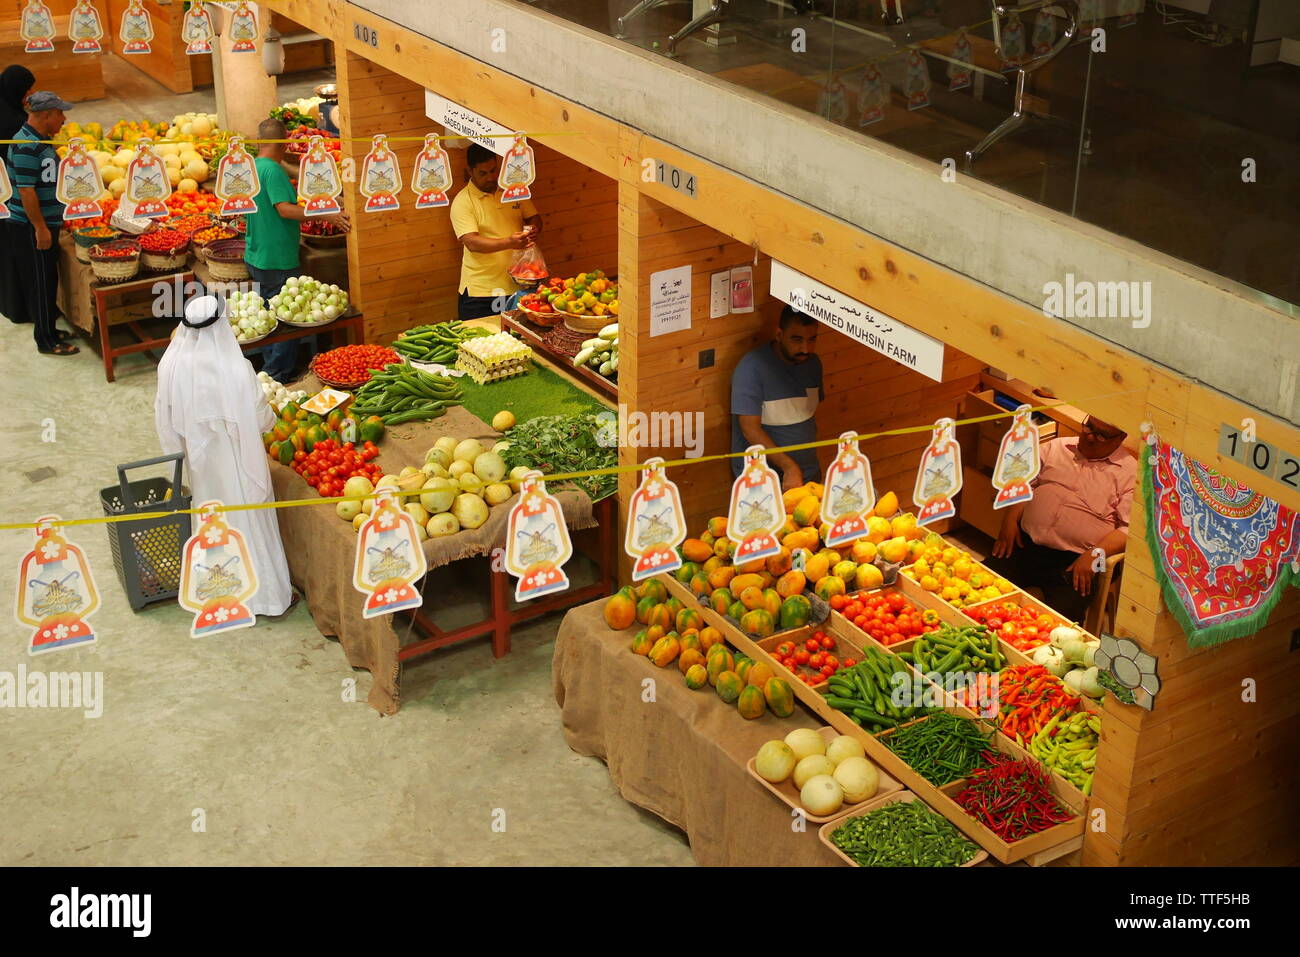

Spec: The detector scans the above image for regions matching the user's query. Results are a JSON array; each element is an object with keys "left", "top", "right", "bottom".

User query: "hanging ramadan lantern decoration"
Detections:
[
  {"left": 1031, "top": 7, "right": 1056, "bottom": 57},
  {"left": 948, "top": 29, "right": 974, "bottom": 91},
  {"left": 905, "top": 49, "right": 932, "bottom": 111},
  {"left": 182, "top": 0, "right": 216, "bottom": 55},
  {"left": 625, "top": 457, "right": 687, "bottom": 581},
  {"left": 912, "top": 418, "right": 963, "bottom": 526},
  {"left": 497, "top": 133, "right": 536, "bottom": 202},
  {"left": 411, "top": 134, "right": 453, "bottom": 209},
  {"left": 992, "top": 405, "right": 1042, "bottom": 509},
  {"left": 68, "top": 1, "right": 105, "bottom": 54},
  {"left": 55, "top": 137, "right": 104, "bottom": 222},
  {"left": 298, "top": 134, "right": 343, "bottom": 217},
  {"left": 818, "top": 77, "right": 849, "bottom": 124},
  {"left": 213, "top": 136, "right": 260, "bottom": 216},
  {"left": 360, "top": 134, "right": 402, "bottom": 213},
  {"left": 119, "top": 1, "right": 154, "bottom": 55},
  {"left": 727, "top": 446, "right": 786, "bottom": 565},
  {"left": 353, "top": 491, "right": 426, "bottom": 618},
  {"left": 228, "top": 1, "right": 259, "bottom": 52},
  {"left": 0, "top": 158, "right": 11, "bottom": 220},
  {"left": 858, "top": 63, "right": 888, "bottom": 127},
  {"left": 822, "top": 432, "right": 878, "bottom": 549},
  {"left": 15, "top": 516, "right": 100, "bottom": 655},
  {"left": 999, "top": 13, "right": 1026, "bottom": 71},
  {"left": 505, "top": 471, "right": 573, "bottom": 601},
  {"left": 179, "top": 502, "right": 259, "bottom": 638},
  {"left": 19, "top": 0, "right": 56, "bottom": 53},
  {"left": 124, "top": 138, "right": 171, "bottom": 218}
]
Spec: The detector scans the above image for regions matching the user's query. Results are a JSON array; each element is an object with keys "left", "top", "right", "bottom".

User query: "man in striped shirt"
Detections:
[{"left": 4, "top": 91, "right": 76, "bottom": 355}]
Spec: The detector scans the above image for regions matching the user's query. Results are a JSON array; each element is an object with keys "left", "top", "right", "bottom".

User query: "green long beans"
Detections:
[
  {"left": 830, "top": 800, "right": 981, "bottom": 867},
  {"left": 390, "top": 321, "right": 490, "bottom": 364},
  {"left": 880, "top": 711, "right": 995, "bottom": 787},
  {"left": 349, "top": 363, "right": 463, "bottom": 424}
]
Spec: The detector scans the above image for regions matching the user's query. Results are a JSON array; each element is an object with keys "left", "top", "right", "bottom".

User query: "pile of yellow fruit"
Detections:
[{"left": 901, "top": 540, "right": 1016, "bottom": 608}]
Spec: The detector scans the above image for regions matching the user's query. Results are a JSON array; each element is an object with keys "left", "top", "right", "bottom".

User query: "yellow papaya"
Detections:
[
  {"left": 709, "top": 587, "right": 734, "bottom": 614},
  {"left": 792, "top": 496, "right": 821, "bottom": 528},
  {"left": 636, "top": 578, "right": 667, "bottom": 603},
  {"left": 684, "top": 664, "right": 708, "bottom": 690},
  {"left": 739, "top": 609, "right": 775, "bottom": 639},
  {"left": 635, "top": 595, "right": 657, "bottom": 624},
  {"left": 761, "top": 587, "right": 782, "bottom": 618},
  {"left": 735, "top": 657, "right": 755, "bottom": 685},
  {"left": 678, "top": 631, "right": 702, "bottom": 654},
  {"left": 814, "top": 576, "right": 846, "bottom": 601},
  {"left": 604, "top": 592, "right": 636, "bottom": 630},
  {"left": 764, "top": 677, "right": 795, "bottom": 717},
  {"left": 708, "top": 566, "right": 737, "bottom": 590},
  {"left": 737, "top": 685, "right": 766, "bottom": 719},
  {"left": 737, "top": 555, "right": 767, "bottom": 574},
  {"left": 689, "top": 573, "right": 710, "bottom": 596},
  {"left": 648, "top": 635, "right": 681, "bottom": 667},
  {"left": 700, "top": 530, "right": 716, "bottom": 547},
  {"left": 699, "top": 626, "right": 724, "bottom": 652},
  {"left": 730, "top": 573, "right": 764, "bottom": 595},
  {"left": 702, "top": 555, "right": 724, "bottom": 576},
  {"left": 805, "top": 555, "right": 830, "bottom": 584},
  {"left": 629, "top": 629, "right": 654, "bottom": 656},
  {"left": 766, "top": 547, "right": 793, "bottom": 577},
  {"left": 707, "top": 516, "right": 728, "bottom": 538},
  {"left": 747, "top": 661, "right": 775, "bottom": 689},
  {"left": 674, "top": 561, "right": 699, "bottom": 585},
  {"left": 715, "top": 671, "right": 744, "bottom": 703},
  {"left": 778, "top": 594, "right": 812, "bottom": 630},
  {"left": 783, "top": 486, "right": 812, "bottom": 513},
  {"left": 646, "top": 603, "right": 673, "bottom": 631},
  {"left": 676, "top": 607, "right": 703, "bottom": 633},
  {"left": 739, "top": 585, "right": 766, "bottom": 611}
]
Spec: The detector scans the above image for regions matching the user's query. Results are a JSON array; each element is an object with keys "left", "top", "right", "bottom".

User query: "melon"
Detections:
[
  {"left": 190, "top": 116, "right": 213, "bottom": 138},
  {"left": 177, "top": 178, "right": 198, "bottom": 193},
  {"left": 166, "top": 167, "right": 181, "bottom": 187},
  {"left": 182, "top": 159, "right": 209, "bottom": 184},
  {"left": 178, "top": 149, "right": 202, "bottom": 167}
]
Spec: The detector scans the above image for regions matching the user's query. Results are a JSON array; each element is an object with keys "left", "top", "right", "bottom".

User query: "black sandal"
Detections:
[{"left": 39, "top": 342, "right": 80, "bottom": 356}]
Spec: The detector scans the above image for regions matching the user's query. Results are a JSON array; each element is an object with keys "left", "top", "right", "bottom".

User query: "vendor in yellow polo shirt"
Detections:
[{"left": 449, "top": 142, "right": 543, "bottom": 320}]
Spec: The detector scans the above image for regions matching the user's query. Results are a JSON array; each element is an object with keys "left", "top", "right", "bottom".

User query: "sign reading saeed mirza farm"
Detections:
[{"left": 770, "top": 261, "right": 944, "bottom": 382}]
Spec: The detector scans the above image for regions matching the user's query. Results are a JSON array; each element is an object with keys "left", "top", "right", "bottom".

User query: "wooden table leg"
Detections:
[
  {"left": 490, "top": 564, "right": 511, "bottom": 658},
  {"left": 94, "top": 291, "right": 114, "bottom": 382}
]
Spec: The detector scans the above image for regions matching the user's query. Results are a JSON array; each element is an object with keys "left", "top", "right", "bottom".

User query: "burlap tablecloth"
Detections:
[
  {"left": 271, "top": 392, "right": 596, "bottom": 715},
  {"left": 553, "top": 599, "right": 845, "bottom": 866},
  {"left": 56, "top": 234, "right": 97, "bottom": 336}
]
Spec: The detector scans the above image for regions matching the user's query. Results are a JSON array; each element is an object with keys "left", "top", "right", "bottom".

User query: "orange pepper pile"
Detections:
[
  {"left": 996, "top": 664, "right": 1084, "bottom": 743},
  {"left": 193, "top": 225, "right": 236, "bottom": 245}
]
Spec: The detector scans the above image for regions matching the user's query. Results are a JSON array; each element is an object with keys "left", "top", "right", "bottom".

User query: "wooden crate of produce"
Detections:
[
  {"left": 745, "top": 725, "right": 903, "bottom": 824},
  {"left": 659, "top": 573, "right": 1086, "bottom": 864}
]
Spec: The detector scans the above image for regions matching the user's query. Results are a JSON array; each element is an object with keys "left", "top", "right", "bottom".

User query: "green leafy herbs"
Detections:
[{"left": 499, "top": 413, "right": 617, "bottom": 503}]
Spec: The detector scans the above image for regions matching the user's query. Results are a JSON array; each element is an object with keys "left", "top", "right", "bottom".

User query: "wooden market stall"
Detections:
[
  {"left": 271, "top": 0, "right": 1300, "bottom": 867},
  {"left": 0, "top": 0, "right": 105, "bottom": 103}
]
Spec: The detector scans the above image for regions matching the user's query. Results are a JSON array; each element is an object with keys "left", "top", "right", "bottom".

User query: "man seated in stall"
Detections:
[{"left": 985, "top": 416, "right": 1137, "bottom": 623}]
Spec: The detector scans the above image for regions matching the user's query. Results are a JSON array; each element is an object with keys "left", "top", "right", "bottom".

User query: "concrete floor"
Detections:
[{"left": 1, "top": 63, "right": 693, "bottom": 867}]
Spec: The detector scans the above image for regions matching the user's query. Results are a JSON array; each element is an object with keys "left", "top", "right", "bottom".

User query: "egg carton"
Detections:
[
  {"left": 457, "top": 332, "right": 534, "bottom": 369},
  {"left": 456, "top": 356, "right": 532, "bottom": 385}
]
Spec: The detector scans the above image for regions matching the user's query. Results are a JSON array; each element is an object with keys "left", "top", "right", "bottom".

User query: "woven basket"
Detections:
[
  {"left": 141, "top": 242, "right": 191, "bottom": 274},
  {"left": 88, "top": 240, "right": 141, "bottom": 284},
  {"left": 564, "top": 314, "right": 609, "bottom": 334},
  {"left": 192, "top": 225, "right": 238, "bottom": 261},
  {"left": 72, "top": 228, "right": 122, "bottom": 263},
  {"left": 204, "top": 239, "right": 248, "bottom": 281},
  {"left": 519, "top": 304, "right": 565, "bottom": 328}
]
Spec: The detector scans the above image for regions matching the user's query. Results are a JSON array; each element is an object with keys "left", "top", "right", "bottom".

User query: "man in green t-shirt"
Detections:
[{"left": 244, "top": 118, "right": 349, "bottom": 380}]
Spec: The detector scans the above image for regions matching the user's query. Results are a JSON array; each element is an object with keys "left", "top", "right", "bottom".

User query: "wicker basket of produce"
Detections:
[
  {"left": 139, "top": 229, "right": 192, "bottom": 273},
  {"left": 204, "top": 239, "right": 249, "bottom": 282},
  {"left": 563, "top": 313, "right": 610, "bottom": 335},
  {"left": 301, "top": 219, "right": 348, "bottom": 248},
  {"left": 164, "top": 212, "right": 216, "bottom": 237},
  {"left": 89, "top": 239, "right": 141, "bottom": 283},
  {"left": 72, "top": 225, "right": 123, "bottom": 263},
  {"left": 516, "top": 291, "right": 565, "bottom": 328},
  {"left": 191, "top": 223, "right": 238, "bottom": 261}
]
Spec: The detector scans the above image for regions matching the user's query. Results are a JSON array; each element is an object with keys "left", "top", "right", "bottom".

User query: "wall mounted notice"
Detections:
[
  {"left": 710, "top": 270, "right": 730, "bottom": 318},
  {"left": 424, "top": 91, "right": 513, "bottom": 157},
  {"left": 650, "top": 265, "right": 692, "bottom": 337},
  {"left": 770, "top": 260, "right": 945, "bottom": 382}
]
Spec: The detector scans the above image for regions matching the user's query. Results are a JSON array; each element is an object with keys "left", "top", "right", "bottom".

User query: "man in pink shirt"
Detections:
[{"left": 985, "top": 416, "right": 1136, "bottom": 623}]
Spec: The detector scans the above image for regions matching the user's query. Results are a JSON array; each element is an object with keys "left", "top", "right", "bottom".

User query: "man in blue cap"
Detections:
[{"left": 4, "top": 90, "right": 76, "bottom": 355}]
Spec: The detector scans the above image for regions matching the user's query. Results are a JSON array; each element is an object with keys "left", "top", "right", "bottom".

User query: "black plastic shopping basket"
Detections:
[{"left": 99, "top": 453, "right": 192, "bottom": 611}]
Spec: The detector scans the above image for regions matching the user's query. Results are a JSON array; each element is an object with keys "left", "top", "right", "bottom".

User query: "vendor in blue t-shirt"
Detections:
[{"left": 731, "top": 305, "right": 824, "bottom": 489}]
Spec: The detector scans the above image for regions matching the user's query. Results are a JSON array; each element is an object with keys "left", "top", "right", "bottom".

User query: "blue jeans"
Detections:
[{"left": 248, "top": 265, "right": 299, "bottom": 381}]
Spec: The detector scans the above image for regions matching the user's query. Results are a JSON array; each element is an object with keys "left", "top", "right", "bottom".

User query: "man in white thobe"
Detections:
[{"left": 155, "top": 295, "right": 294, "bottom": 617}]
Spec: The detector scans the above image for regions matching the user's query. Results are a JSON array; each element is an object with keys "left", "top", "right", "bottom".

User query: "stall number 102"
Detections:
[
  {"left": 1218, "top": 423, "right": 1300, "bottom": 491},
  {"left": 642, "top": 159, "right": 697, "bottom": 199}
]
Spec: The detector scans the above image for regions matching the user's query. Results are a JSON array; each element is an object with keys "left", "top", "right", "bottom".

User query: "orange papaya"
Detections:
[
  {"left": 736, "top": 685, "right": 766, "bottom": 719},
  {"left": 814, "top": 576, "right": 846, "bottom": 601},
  {"left": 674, "top": 561, "right": 699, "bottom": 585},
  {"left": 713, "top": 537, "right": 733, "bottom": 559},
  {"left": 730, "top": 573, "right": 764, "bottom": 595},
  {"left": 709, "top": 587, "right": 734, "bottom": 615},
  {"left": 735, "top": 657, "right": 755, "bottom": 685},
  {"left": 678, "top": 648, "right": 706, "bottom": 675},
  {"left": 792, "top": 497, "right": 821, "bottom": 528},
  {"left": 636, "top": 578, "right": 667, "bottom": 603},
  {"left": 764, "top": 677, "right": 795, "bottom": 717},
  {"left": 676, "top": 607, "right": 704, "bottom": 633},
  {"left": 737, "top": 556, "right": 767, "bottom": 575},
  {"left": 707, "top": 516, "right": 728, "bottom": 538},
  {"left": 604, "top": 592, "right": 636, "bottom": 630},
  {"left": 702, "top": 555, "right": 724, "bottom": 576},
  {"left": 804, "top": 555, "right": 830, "bottom": 584},
  {"left": 727, "top": 599, "right": 747, "bottom": 621},
  {"left": 646, "top": 603, "right": 673, "bottom": 631},
  {"left": 707, "top": 566, "right": 736, "bottom": 590},
  {"left": 629, "top": 629, "right": 654, "bottom": 656},
  {"left": 739, "top": 585, "right": 766, "bottom": 611},
  {"left": 635, "top": 595, "right": 657, "bottom": 625},
  {"left": 761, "top": 587, "right": 782, "bottom": 618},
  {"left": 648, "top": 634, "right": 681, "bottom": 667},
  {"left": 689, "top": 573, "right": 710, "bottom": 596},
  {"left": 776, "top": 570, "right": 807, "bottom": 599},
  {"left": 681, "top": 538, "right": 714, "bottom": 563},
  {"left": 678, "top": 631, "right": 702, "bottom": 654},
  {"left": 766, "top": 547, "right": 793, "bottom": 577},
  {"left": 700, "top": 530, "right": 716, "bottom": 547},
  {"left": 699, "top": 626, "right": 724, "bottom": 653},
  {"left": 706, "top": 648, "right": 735, "bottom": 685},
  {"left": 747, "top": 662, "right": 775, "bottom": 689}
]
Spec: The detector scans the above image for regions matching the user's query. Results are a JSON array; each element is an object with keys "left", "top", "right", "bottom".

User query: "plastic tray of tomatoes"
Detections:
[
  {"left": 310, "top": 344, "right": 401, "bottom": 390},
  {"left": 769, "top": 630, "right": 859, "bottom": 688},
  {"left": 831, "top": 589, "right": 943, "bottom": 647}
]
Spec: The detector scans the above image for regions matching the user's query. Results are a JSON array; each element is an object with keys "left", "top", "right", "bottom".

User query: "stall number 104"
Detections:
[{"left": 642, "top": 159, "right": 697, "bottom": 199}]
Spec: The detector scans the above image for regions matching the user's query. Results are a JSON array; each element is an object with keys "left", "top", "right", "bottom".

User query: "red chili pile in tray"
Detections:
[{"left": 953, "top": 753, "right": 1075, "bottom": 843}]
